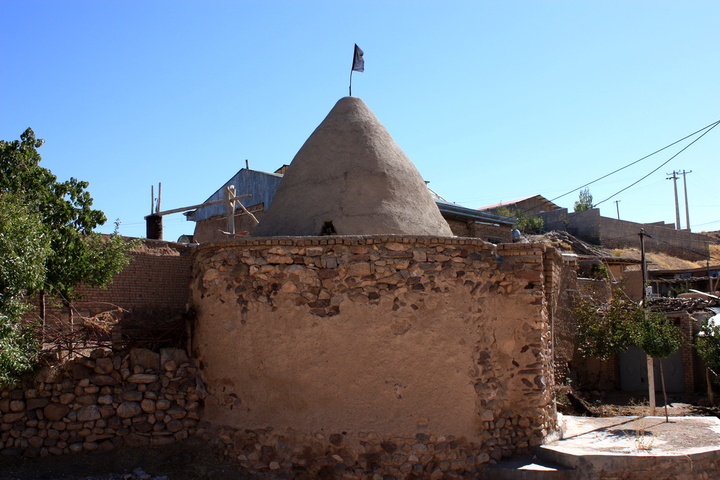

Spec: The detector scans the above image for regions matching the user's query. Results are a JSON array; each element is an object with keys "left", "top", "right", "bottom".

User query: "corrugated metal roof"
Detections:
[
  {"left": 479, "top": 195, "right": 561, "bottom": 213},
  {"left": 435, "top": 199, "right": 516, "bottom": 226},
  {"left": 185, "top": 169, "right": 283, "bottom": 222},
  {"left": 187, "top": 168, "right": 516, "bottom": 228}
]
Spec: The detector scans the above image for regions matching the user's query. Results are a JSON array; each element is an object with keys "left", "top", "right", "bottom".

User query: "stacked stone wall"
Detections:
[
  {"left": 190, "top": 235, "right": 558, "bottom": 478},
  {"left": 548, "top": 254, "right": 579, "bottom": 385},
  {"left": 0, "top": 347, "right": 201, "bottom": 457},
  {"left": 444, "top": 220, "right": 511, "bottom": 244},
  {"left": 539, "top": 208, "right": 711, "bottom": 261}
]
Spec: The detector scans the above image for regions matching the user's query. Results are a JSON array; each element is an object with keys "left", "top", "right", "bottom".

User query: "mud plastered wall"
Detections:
[{"left": 190, "top": 236, "right": 557, "bottom": 477}]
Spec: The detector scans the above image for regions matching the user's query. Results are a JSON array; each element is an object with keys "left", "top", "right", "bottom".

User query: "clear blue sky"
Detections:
[{"left": 2, "top": 1, "right": 718, "bottom": 242}]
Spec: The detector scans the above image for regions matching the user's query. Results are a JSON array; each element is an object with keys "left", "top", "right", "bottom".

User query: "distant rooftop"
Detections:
[{"left": 479, "top": 195, "right": 562, "bottom": 213}]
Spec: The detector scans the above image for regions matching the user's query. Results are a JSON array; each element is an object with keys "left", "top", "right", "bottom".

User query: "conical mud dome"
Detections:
[{"left": 254, "top": 97, "right": 453, "bottom": 237}]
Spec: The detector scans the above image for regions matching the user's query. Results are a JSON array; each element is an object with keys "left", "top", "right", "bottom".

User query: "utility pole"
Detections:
[
  {"left": 640, "top": 229, "right": 649, "bottom": 304},
  {"left": 639, "top": 228, "right": 656, "bottom": 415},
  {"left": 666, "top": 171, "right": 681, "bottom": 229},
  {"left": 614, "top": 200, "right": 621, "bottom": 220},
  {"left": 681, "top": 170, "right": 692, "bottom": 231}
]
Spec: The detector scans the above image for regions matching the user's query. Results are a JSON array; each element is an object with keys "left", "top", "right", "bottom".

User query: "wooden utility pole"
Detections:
[
  {"left": 667, "top": 171, "right": 681, "bottom": 229},
  {"left": 614, "top": 200, "right": 621, "bottom": 220},
  {"left": 639, "top": 229, "right": 656, "bottom": 415},
  {"left": 225, "top": 186, "right": 236, "bottom": 234}
]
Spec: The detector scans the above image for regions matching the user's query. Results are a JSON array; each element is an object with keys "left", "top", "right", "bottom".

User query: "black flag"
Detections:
[{"left": 352, "top": 44, "right": 364, "bottom": 72}]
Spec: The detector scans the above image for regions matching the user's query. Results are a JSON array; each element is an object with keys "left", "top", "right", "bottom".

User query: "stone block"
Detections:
[
  {"left": 43, "top": 404, "right": 69, "bottom": 422},
  {"left": 160, "top": 348, "right": 189, "bottom": 367},
  {"left": 117, "top": 402, "right": 142, "bottom": 419},
  {"left": 77, "top": 405, "right": 101, "bottom": 422},
  {"left": 129, "top": 349, "right": 160, "bottom": 372},
  {"left": 127, "top": 374, "right": 159, "bottom": 384}
]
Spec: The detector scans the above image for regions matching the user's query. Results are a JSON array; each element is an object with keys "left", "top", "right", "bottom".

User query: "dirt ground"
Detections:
[
  {"left": 2, "top": 395, "right": 718, "bottom": 480},
  {"left": 558, "top": 390, "right": 720, "bottom": 418},
  {"left": 0, "top": 436, "right": 290, "bottom": 480}
]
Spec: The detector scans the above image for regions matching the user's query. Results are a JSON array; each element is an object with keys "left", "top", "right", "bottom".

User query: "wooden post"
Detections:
[
  {"left": 225, "top": 186, "right": 236, "bottom": 235},
  {"left": 235, "top": 198, "right": 260, "bottom": 224}
]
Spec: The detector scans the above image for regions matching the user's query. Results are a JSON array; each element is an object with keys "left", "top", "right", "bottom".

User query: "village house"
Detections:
[
  {"left": 3, "top": 96, "right": 718, "bottom": 479},
  {"left": 188, "top": 96, "right": 565, "bottom": 476}
]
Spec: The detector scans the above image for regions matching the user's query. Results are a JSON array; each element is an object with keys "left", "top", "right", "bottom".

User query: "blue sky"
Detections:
[{"left": 2, "top": 1, "right": 718, "bottom": 242}]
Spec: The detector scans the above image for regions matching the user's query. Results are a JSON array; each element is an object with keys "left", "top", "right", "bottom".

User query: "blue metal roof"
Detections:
[
  {"left": 435, "top": 199, "right": 516, "bottom": 226},
  {"left": 187, "top": 169, "right": 516, "bottom": 227},
  {"left": 185, "top": 169, "right": 283, "bottom": 222}
]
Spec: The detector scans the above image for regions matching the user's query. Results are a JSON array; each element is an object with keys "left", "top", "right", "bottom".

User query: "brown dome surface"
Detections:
[{"left": 254, "top": 97, "right": 453, "bottom": 237}]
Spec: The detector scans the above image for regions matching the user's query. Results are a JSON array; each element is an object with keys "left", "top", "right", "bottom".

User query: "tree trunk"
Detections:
[
  {"left": 659, "top": 359, "right": 669, "bottom": 423},
  {"left": 707, "top": 368, "right": 715, "bottom": 406},
  {"left": 647, "top": 355, "right": 656, "bottom": 415},
  {"left": 40, "top": 291, "right": 46, "bottom": 344}
]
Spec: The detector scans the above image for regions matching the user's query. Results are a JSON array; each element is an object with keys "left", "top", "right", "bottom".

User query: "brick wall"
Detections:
[{"left": 28, "top": 239, "right": 193, "bottom": 325}]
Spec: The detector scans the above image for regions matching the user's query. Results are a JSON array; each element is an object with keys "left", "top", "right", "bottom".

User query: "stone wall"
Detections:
[
  {"left": 539, "top": 208, "right": 711, "bottom": 261},
  {"left": 0, "top": 347, "right": 201, "bottom": 457},
  {"left": 444, "top": 219, "right": 512, "bottom": 244},
  {"left": 548, "top": 254, "right": 580, "bottom": 385},
  {"left": 190, "top": 236, "right": 558, "bottom": 478}
]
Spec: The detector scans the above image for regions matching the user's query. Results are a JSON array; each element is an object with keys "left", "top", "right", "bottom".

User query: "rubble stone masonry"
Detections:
[
  {"left": 0, "top": 347, "right": 201, "bottom": 457},
  {"left": 191, "top": 236, "right": 558, "bottom": 478}
]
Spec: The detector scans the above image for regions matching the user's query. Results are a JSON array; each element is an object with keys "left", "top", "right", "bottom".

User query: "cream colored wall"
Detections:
[{"left": 196, "top": 295, "right": 480, "bottom": 437}]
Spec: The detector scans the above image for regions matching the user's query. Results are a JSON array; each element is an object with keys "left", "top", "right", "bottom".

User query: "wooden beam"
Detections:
[{"left": 150, "top": 194, "right": 252, "bottom": 217}]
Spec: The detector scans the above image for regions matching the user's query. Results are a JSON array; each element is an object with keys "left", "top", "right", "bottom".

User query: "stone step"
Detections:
[{"left": 484, "top": 456, "right": 576, "bottom": 480}]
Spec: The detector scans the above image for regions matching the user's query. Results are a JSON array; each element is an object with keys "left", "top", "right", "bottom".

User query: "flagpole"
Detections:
[{"left": 349, "top": 43, "right": 363, "bottom": 97}]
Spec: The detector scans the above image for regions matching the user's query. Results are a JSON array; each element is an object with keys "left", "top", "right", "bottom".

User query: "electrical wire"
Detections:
[
  {"left": 593, "top": 121, "right": 720, "bottom": 208},
  {"left": 548, "top": 118, "right": 720, "bottom": 206}
]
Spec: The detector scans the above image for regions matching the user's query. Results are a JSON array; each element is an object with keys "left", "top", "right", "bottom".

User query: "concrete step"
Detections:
[{"left": 484, "top": 456, "right": 576, "bottom": 480}]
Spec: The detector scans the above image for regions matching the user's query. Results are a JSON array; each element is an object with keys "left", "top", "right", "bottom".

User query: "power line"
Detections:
[
  {"left": 692, "top": 219, "right": 720, "bottom": 228},
  {"left": 593, "top": 120, "right": 720, "bottom": 208},
  {"left": 548, "top": 118, "right": 720, "bottom": 206}
]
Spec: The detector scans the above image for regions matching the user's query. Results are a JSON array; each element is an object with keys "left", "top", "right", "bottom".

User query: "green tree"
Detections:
[
  {"left": 632, "top": 311, "right": 682, "bottom": 360},
  {"left": 0, "top": 194, "right": 51, "bottom": 385},
  {"left": 1, "top": 129, "right": 133, "bottom": 302},
  {"left": 0, "top": 194, "right": 50, "bottom": 318},
  {"left": 574, "top": 188, "right": 593, "bottom": 212},
  {"left": 695, "top": 320, "right": 720, "bottom": 403},
  {"left": 696, "top": 321, "right": 720, "bottom": 375},
  {"left": 575, "top": 294, "right": 640, "bottom": 360},
  {"left": 575, "top": 291, "right": 681, "bottom": 361},
  {"left": 0, "top": 128, "right": 135, "bottom": 385},
  {"left": 494, "top": 206, "right": 544, "bottom": 234},
  {"left": 574, "top": 290, "right": 681, "bottom": 418}
]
